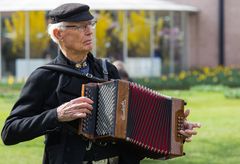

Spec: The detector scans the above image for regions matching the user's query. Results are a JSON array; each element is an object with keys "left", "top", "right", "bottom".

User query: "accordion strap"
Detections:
[
  {"left": 101, "top": 59, "right": 109, "bottom": 81},
  {"left": 39, "top": 64, "right": 106, "bottom": 83}
]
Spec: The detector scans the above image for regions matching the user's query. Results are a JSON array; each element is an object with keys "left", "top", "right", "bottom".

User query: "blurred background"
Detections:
[{"left": 0, "top": 0, "right": 240, "bottom": 164}]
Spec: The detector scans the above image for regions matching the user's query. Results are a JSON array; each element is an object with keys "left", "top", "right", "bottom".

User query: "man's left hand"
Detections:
[{"left": 179, "top": 109, "right": 201, "bottom": 142}]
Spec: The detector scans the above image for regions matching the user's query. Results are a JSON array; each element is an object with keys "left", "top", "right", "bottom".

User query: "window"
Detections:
[
  {"left": 128, "top": 11, "right": 151, "bottom": 57},
  {"left": 95, "top": 10, "right": 123, "bottom": 61}
]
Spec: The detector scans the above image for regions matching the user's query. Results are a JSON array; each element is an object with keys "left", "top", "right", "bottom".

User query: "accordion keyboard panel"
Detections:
[{"left": 79, "top": 83, "right": 98, "bottom": 139}]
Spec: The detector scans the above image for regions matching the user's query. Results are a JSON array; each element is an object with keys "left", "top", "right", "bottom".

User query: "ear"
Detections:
[{"left": 53, "top": 28, "right": 63, "bottom": 41}]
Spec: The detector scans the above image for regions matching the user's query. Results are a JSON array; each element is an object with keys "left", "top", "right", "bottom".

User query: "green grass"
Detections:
[
  {"left": 1, "top": 89, "right": 240, "bottom": 164},
  {"left": 0, "top": 93, "right": 44, "bottom": 164},
  {"left": 142, "top": 90, "right": 240, "bottom": 164}
]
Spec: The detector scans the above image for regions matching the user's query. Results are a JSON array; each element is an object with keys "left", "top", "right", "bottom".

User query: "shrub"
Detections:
[
  {"left": 133, "top": 66, "right": 240, "bottom": 90},
  {"left": 224, "top": 88, "right": 240, "bottom": 99}
]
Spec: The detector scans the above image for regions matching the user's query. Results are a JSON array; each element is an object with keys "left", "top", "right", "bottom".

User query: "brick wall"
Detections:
[
  {"left": 225, "top": 0, "right": 240, "bottom": 66},
  {"left": 172, "top": 0, "right": 219, "bottom": 68}
]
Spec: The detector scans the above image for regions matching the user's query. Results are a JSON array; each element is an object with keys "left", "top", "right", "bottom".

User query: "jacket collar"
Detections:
[
  {"left": 53, "top": 51, "right": 104, "bottom": 79},
  {"left": 87, "top": 53, "right": 104, "bottom": 78}
]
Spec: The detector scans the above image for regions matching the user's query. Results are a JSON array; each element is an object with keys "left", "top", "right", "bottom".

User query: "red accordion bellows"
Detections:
[
  {"left": 79, "top": 80, "right": 185, "bottom": 159},
  {"left": 128, "top": 83, "right": 171, "bottom": 155}
]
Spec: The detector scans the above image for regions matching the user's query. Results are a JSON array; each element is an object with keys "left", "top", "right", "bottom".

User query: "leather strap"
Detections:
[
  {"left": 39, "top": 64, "right": 106, "bottom": 83},
  {"left": 101, "top": 59, "right": 109, "bottom": 81}
]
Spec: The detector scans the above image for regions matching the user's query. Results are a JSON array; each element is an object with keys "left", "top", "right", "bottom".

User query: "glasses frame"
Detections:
[{"left": 61, "top": 20, "right": 97, "bottom": 31}]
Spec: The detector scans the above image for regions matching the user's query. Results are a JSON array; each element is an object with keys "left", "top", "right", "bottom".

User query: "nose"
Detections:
[{"left": 84, "top": 25, "right": 93, "bottom": 35}]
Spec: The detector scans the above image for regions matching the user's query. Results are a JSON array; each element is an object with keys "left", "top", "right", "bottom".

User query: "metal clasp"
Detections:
[
  {"left": 86, "top": 141, "right": 92, "bottom": 151},
  {"left": 86, "top": 73, "right": 93, "bottom": 78}
]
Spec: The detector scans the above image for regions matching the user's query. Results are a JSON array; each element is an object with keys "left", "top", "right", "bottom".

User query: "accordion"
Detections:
[{"left": 78, "top": 80, "right": 185, "bottom": 159}]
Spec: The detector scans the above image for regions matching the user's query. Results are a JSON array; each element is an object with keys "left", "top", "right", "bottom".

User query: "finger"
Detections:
[
  {"left": 62, "top": 105, "right": 92, "bottom": 116},
  {"left": 76, "top": 108, "right": 92, "bottom": 115},
  {"left": 185, "top": 129, "right": 198, "bottom": 135},
  {"left": 70, "top": 97, "right": 94, "bottom": 104},
  {"left": 185, "top": 122, "right": 194, "bottom": 130},
  {"left": 73, "top": 102, "right": 93, "bottom": 111},
  {"left": 179, "top": 130, "right": 192, "bottom": 138},
  {"left": 70, "top": 109, "right": 91, "bottom": 119},
  {"left": 184, "top": 109, "right": 190, "bottom": 118},
  {"left": 67, "top": 102, "right": 93, "bottom": 111},
  {"left": 185, "top": 137, "right": 192, "bottom": 142},
  {"left": 192, "top": 122, "right": 201, "bottom": 128},
  {"left": 185, "top": 122, "right": 201, "bottom": 130},
  {"left": 183, "top": 120, "right": 193, "bottom": 130},
  {"left": 184, "top": 120, "right": 189, "bottom": 126},
  {"left": 74, "top": 112, "right": 87, "bottom": 118},
  {"left": 73, "top": 107, "right": 96, "bottom": 119}
]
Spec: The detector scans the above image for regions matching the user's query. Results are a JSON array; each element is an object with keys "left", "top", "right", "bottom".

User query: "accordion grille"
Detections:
[{"left": 96, "top": 82, "right": 117, "bottom": 136}]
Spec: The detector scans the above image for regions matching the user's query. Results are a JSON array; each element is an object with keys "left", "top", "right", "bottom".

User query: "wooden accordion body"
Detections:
[{"left": 79, "top": 80, "right": 185, "bottom": 159}]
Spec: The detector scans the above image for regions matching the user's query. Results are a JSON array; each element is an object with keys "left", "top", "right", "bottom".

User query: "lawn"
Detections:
[{"left": 0, "top": 88, "right": 240, "bottom": 164}]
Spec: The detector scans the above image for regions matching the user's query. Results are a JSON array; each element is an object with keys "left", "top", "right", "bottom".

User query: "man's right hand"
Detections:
[{"left": 57, "top": 97, "right": 93, "bottom": 122}]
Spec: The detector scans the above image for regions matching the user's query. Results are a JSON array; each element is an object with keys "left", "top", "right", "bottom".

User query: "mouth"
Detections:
[{"left": 84, "top": 39, "right": 93, "bottom": 45}]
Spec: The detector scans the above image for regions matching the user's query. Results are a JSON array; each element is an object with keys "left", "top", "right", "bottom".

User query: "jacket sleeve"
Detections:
[{"left": 1, "top": 70, "right": 61, "bottom": 145}]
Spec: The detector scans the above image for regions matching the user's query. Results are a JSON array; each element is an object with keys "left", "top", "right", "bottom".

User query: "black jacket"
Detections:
[{"left": 1, "top": 52, "right": 142, "bottom": 164}]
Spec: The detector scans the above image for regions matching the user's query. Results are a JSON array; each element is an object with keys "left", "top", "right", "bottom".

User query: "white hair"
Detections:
[{"left": 47, "top": 22, "right": 65, "bottom": 44}]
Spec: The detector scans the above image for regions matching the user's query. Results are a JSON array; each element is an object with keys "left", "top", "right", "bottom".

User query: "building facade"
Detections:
[
  {"left": 0, "top": 8, "right": 195, "bottom": 78},
  {"left": 171, "top": 0, "right": 240, "bottom": 68},
  {"left": 3, "top": 0, "right": 239, "bottom": 79}
]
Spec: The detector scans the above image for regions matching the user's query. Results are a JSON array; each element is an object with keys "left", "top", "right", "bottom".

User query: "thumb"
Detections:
[{"left": 184, "top": 109, "right": 190, "bottom": 118}]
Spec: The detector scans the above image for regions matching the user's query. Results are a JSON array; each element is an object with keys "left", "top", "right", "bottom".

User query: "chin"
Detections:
[{"left": 85, "top": 46, "right": 93, "bottom": 52}]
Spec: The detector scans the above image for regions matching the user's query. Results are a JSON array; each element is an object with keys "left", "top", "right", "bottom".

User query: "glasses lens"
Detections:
[
  {"left": 61, "top": 21, "right": 97, "bottom": 31},
  {"left": 90, "top": 21, "right": 97, "bottom": 29}
]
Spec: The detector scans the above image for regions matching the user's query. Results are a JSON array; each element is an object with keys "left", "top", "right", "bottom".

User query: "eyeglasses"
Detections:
[{"left": 61, "top": 20, "right": 97, "bottom": 31}]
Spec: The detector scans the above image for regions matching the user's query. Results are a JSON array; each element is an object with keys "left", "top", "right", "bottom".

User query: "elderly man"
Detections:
[{"left": 1, "top": 3, "right": 200, "bottom": 164}]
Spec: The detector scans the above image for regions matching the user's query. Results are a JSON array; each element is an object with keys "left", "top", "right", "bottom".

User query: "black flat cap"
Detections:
[{"left": 48, "top": 3, "right": 94, "bottom": 23}]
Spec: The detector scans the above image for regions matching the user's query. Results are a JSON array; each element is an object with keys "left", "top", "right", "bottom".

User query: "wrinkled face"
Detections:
[{"left": 58, "top": 20, "right": 96, "bottom": 54}]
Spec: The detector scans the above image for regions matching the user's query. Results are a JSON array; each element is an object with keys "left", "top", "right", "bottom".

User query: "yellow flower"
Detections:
[
  {"left": 216, "top": 65, "right": 224, "bottom": 72},
  {"left": 179, "top": 71, "right": 186, "bottom": 80},
  {"left": 192, "top": 70, "right": 199, "bottom": 76},
  {"left": 203, "top": 67, "right": 210, "bottom": 75},
  {"left": 197, "top": 74, "right": 206, "bottom": 81},
  {"left": 161, "top": 75, "right": 167, "bottom": 81},
  {"left": 7, "top": 75, "right": 15, "bottom": 85},
  {"left": 224, "top": 69, "right": 232, "bottom": 76}
]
